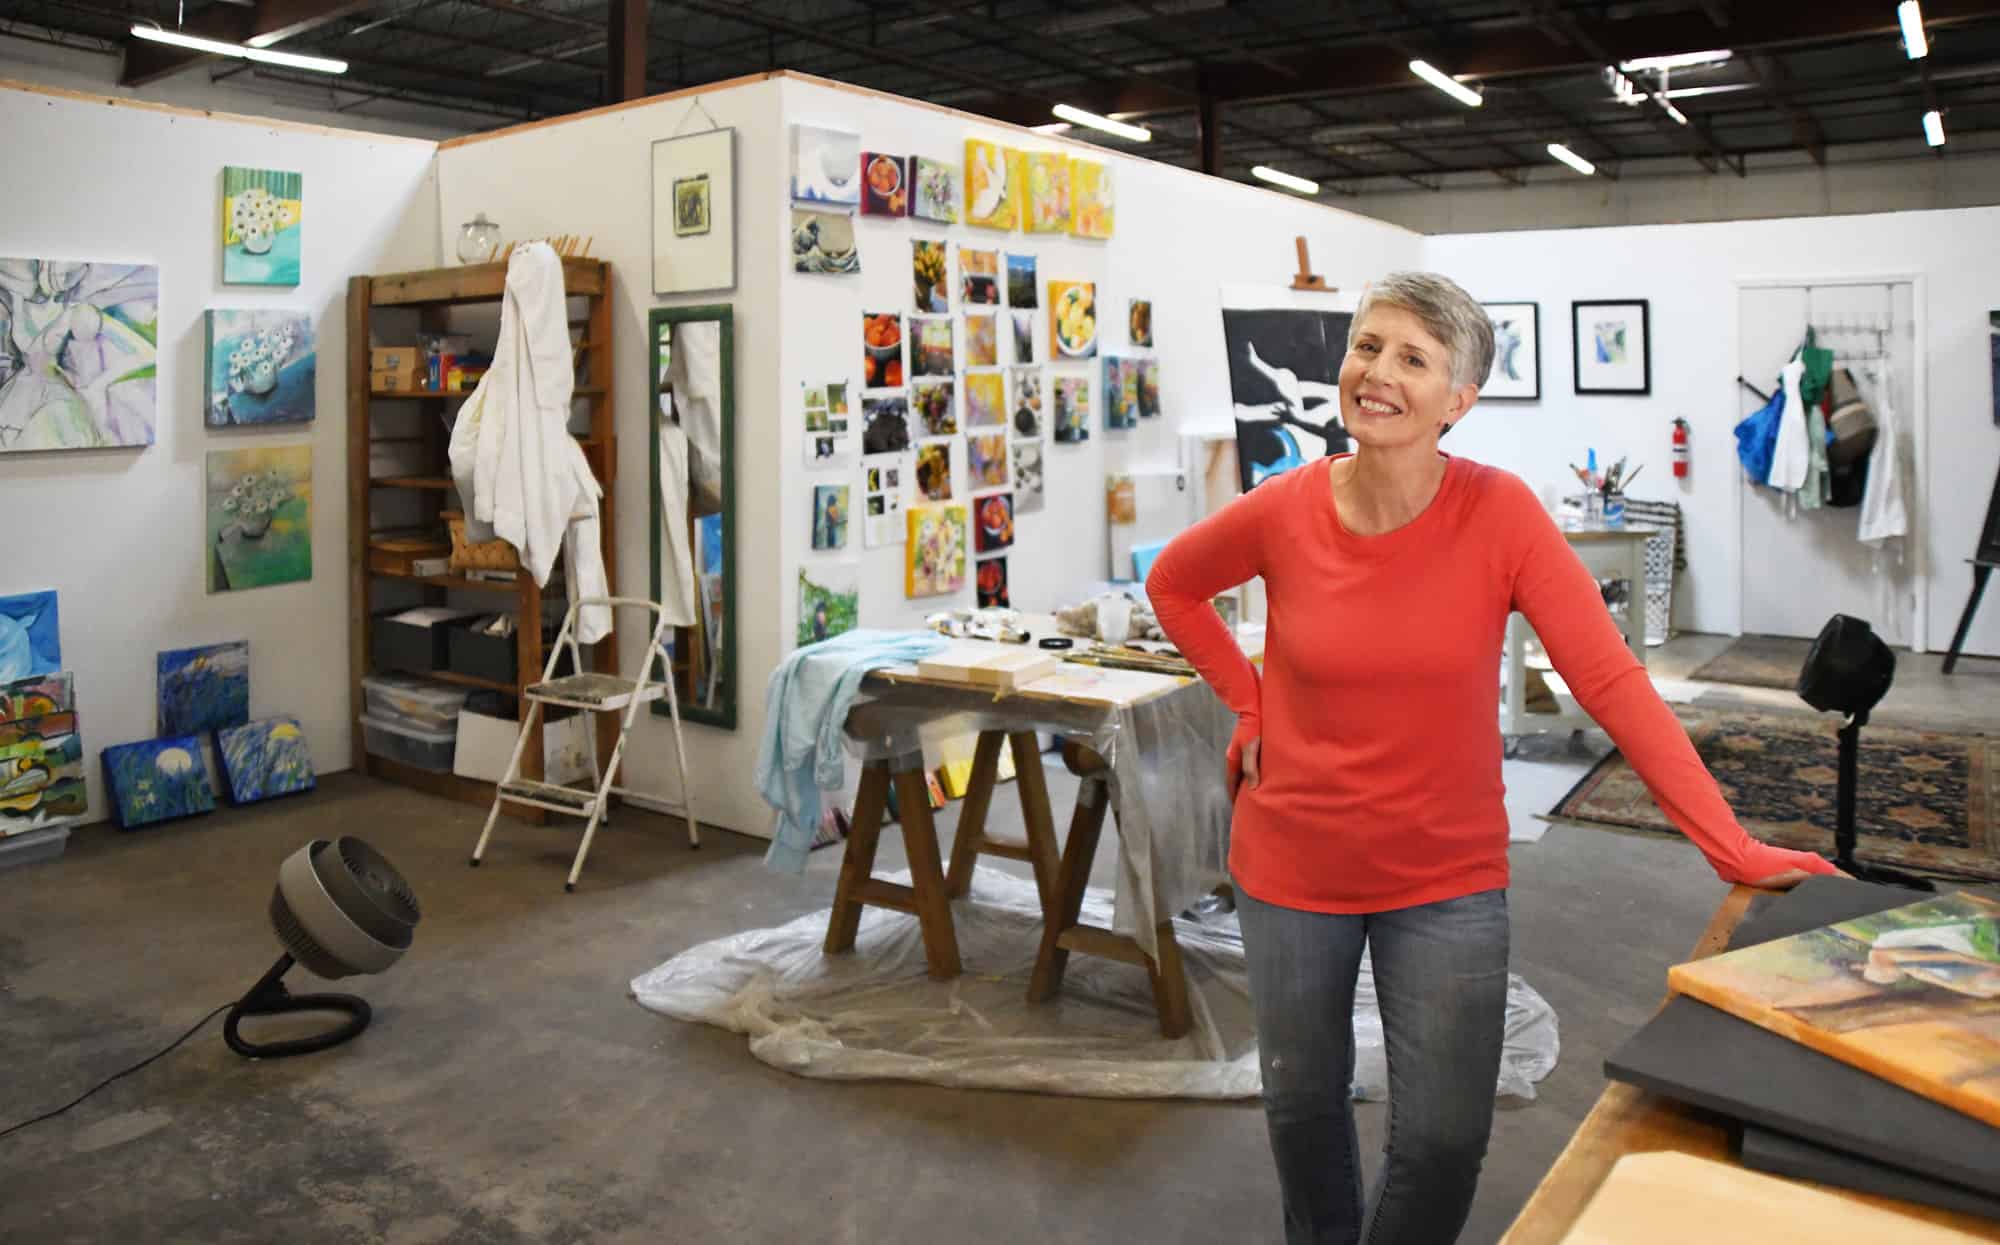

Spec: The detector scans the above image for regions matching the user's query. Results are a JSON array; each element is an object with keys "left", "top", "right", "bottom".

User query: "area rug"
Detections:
[
  {"left": 1687, "top": 634, "right": 1816, "bottom": 690},
  {"left": 1549, "top": 709, "right": 1999, "bottom": 882}
]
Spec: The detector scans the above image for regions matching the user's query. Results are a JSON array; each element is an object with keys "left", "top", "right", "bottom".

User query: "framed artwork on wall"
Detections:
[
  {"left": 652, "top": 127, "right": 736, "bottom": 296},
  {"left": 1481, "top": 302, "right": 1539, "bottom": 401},
  {"left": 1572, "top": 299, "right": 1651, "bottom": 395}
]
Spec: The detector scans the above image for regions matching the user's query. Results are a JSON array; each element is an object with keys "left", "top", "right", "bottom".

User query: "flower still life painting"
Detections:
[
  {"left": 205, "top": 310, "right": 314, "bottom": 426},
  {"left": 914, "top": 380, "right": 958, "bottom": 436},
  {"left": 207, "top": 445, "right": 313, "bottom": 593},
  {"left": 915, "top": 442, "right": 953, "bottom": 500},
  {"left": 0, "top": 259, "right": 158, "bottom": 453},
  {"left": 0, "top": 590, "right": 60, "bottom": 683},
  {"left": 912, "top": 157, "right": 958, "bottom": 223},
  {"left": 912, "top": 240, "right": 949, "bottom": 312},
  {"left": 102, "top": 735, "right": 217, "bottom": 829},
  {"left": 217, "top": 716, "right": 316, "bottom": 805},
  {"left": 157, "top": 640, "right": 249, "bottom": 735},
  {"left": 222, "top": 167, "right": 302, "bottom": 286},
  {"left": 905, "top": 503, "right": 968, "bottom": 598}
]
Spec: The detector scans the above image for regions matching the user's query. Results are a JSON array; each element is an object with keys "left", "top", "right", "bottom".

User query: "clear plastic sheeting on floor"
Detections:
[{"left": 631, "top": 869, "right": 1561, "bottom": 1102}]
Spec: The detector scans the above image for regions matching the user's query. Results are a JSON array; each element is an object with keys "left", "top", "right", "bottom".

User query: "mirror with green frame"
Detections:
[{"left": 649, "top": 305, "right": 735, "bottom": 730}]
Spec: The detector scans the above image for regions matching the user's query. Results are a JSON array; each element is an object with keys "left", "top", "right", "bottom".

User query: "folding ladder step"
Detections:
[
  {"left": 499, "top": 778, "right": 599, "bottom": 815},
  {"left": 525, "top": 672, "right": 664, "bottom": 711}
]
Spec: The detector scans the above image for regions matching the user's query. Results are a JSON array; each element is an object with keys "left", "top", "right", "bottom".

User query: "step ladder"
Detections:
[{"left": 469, "top": 596, "right": 699, "bottom": 890}]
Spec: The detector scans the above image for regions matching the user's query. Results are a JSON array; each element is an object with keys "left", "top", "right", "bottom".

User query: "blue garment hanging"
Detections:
[{"left": 1734, "top": 386, "right": 1786, "bottom": 486}]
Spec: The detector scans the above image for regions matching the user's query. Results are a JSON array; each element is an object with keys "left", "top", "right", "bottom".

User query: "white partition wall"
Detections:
[{"left": 0, "top": 83, "right": 438, "bottom": 822}]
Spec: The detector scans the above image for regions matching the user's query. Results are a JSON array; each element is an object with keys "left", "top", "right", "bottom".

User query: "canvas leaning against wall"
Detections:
[
  {"left": 222, "top": 167, "right": 301, "bottom": 286},
  {"left": 0, "top": 260, "right": 157, "bottom": 453},
  {"left": 205, "top": 310, "right": 315, "bottom": 426}
]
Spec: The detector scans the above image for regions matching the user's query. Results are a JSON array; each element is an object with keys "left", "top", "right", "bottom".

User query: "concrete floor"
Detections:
[{"left": 3, "top": 635, "right": 1996, "bottom": 1244}]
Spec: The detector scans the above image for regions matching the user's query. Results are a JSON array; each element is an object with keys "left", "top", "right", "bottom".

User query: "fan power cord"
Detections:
[{"left": 0, "top": 1002, "right": 231, "bottom": 1141}]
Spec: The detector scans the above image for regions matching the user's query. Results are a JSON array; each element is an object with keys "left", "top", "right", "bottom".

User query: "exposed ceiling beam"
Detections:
[
  {"left": 456, "top": 0, "right": 598, "bottom": 34},
  {"left": 123, "top": 0, "right": 373, "bottom": 85},
  {"left": 1744, "top": 52, "right": 1827, "bottom": 165}
]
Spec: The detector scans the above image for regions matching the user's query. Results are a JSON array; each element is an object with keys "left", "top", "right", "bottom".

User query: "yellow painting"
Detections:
[
  {"left": 1022, "top": 152, "right": 1070, "bottom": 234},
  {"left": 965, "top": 139, "right": 1019, "bottom": 231},
  {"left": 1069, "top": 157, "right": 1114, "bottom": 239},
  {"left": 905, "top": 503, "right": 968, "bottom": 598}
]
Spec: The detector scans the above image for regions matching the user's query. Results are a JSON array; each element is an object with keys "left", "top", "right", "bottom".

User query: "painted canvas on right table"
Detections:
[{"left": 1667, "top": 892, "right": 2000, "bottom": 1129}]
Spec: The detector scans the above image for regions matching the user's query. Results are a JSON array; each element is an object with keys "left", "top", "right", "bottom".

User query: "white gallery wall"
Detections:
[
  {"left": 434, "top": 76, "right": 786, "bottom": 839},
  {"left": 0, "top": 82, "right": 439, "bottom": 821},
  {"left": 776, "top": 73, "right": 1423, "bottom": 642},
  {"left": 1425, "top": 207, "right": 2000, "bottom": 657}
]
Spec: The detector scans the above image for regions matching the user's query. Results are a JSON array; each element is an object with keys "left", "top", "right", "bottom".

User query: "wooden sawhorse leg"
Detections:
[
  {"left": 1026, "top": 741, "right": 1193, "bottom": 1039},
  {"left": 1943, "top": 563, "right": 1992, "bottom": 675},
  {"left": 824, "top": 754, "right": 961, "bottom": 980},
  {"left": 944, "top": 730, "right": 1063, "bottom": 917}
]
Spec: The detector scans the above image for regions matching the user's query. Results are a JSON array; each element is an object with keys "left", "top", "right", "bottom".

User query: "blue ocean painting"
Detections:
[
  {"left": 157, "top": 641, "right": 249, "bottom": 735},
  {"left": 217, "top": 716, "right": 315, "bottom": 804},
  {"left": 205, "top": 310, "right": 315, "bottom": 426},
  {"left": 0, "top": 590, "right": 60, "bottom": 684},
  {"left": 102, "top": 735, "right": 216, "bottom": 829}
]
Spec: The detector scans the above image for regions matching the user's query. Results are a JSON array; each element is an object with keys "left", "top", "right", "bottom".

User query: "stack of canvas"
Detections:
[{"left": 1606, "top": 877, "right": 2000, "bottom": 1221}]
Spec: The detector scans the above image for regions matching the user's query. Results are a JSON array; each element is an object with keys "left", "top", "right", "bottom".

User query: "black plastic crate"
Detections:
[
  {"left": 444, "top": 616, "right": 571, "bottom": 686},
  {"left": 372, "top": 608, "right": 449, "bottom": 674}
]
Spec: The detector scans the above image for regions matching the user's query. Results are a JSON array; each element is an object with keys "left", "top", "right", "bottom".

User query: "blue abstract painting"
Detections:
[
  {"left": 205, "top": 310, "right": 315, "bottom": 427},
  {"left": 157, "top": 640, "right": 249, "bottom": 735},
  {"left": 0, "top": 590, "right": 59, "bottom": 684},
  {"left": 102, "top": 735, "right": 217, "bottom": 829},
  {"left": 217, "top": 716, "right": 315, "bottom": 805}
]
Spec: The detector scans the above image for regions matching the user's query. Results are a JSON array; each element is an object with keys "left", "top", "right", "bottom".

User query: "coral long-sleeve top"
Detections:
[{"left": 1146, "top": 454, "right": 1835, "bottom": 913}]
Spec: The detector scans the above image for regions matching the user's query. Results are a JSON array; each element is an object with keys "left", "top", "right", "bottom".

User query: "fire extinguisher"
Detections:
[{"left": 1671, "top": 417, "right": 1691, "bottom": 479}]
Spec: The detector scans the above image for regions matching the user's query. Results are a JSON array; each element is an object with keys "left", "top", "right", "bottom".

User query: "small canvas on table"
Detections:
[
  {"left": 217, "top": 716, "right": 316, "bottom": 804},
  {"left": 102, "top": 735, "right": 217, "bottom": 829},
  {"left": 915, "top": 643, "right": 1059, "bottom": 691}
]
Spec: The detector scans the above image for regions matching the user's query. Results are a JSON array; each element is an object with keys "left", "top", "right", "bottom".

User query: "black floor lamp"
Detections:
[{"left": 1795, "top": 615, "right": 1935, "bottom": 892}]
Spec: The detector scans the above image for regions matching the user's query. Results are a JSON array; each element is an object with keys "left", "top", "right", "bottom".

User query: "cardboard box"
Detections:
[
  {"left": 371, "top": 368, "right": 422, "bottom": 393},
  {"left": 454, "top": 710, "right": 592, "bottom": 785},
  {"left": 915, "top": 644, "right": 1061, "bottom": 692},
  {"left": 371, "top": 346, "right": 421, "bottom": 373}
]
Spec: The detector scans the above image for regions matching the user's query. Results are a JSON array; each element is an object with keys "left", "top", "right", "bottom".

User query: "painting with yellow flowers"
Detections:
[
  {"left": 207, "top": 445, "right": 312, "bottom": 593},
  {"left": 965, "top": 139, "right": 1019, "bottom": 231},
  {"left": 218, "top": 716, "right": 317, "bottom": 804},
  {"left": 1022, "top": 152, "right": 1071, "bottom": 233},
  {"left": 222, "top": 167, "right": 302, "bottom": 286},
  {"left": 1069, "top": 158, "right": 1114, "bottom": 239}
]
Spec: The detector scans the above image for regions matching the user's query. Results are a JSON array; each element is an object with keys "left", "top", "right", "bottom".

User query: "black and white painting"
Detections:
[
  {"left": 1481, "top": 301, "right": 1539, "bottom": 401},
  {"left": 1221, "top": 304, "right": 1352, "bottom": 492}
]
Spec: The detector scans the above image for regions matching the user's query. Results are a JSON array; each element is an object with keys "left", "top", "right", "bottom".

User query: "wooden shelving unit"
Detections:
[{"left": 347, "top": 257, "right": 617, "bottom": 817}]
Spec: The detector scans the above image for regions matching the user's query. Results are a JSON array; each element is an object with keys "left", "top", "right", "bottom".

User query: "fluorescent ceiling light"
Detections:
[
  {"left": 1546, "top": 142, "right": 1596, "bottom": 176},
  {"left": 1658, "top": 83, "right": 1757, "bottom": 100},
  {"left": 1899, "top": 1, "right": 1929, "bottom": 59},
  {"left": 1618, "top": 49, "right": 1733, "bottom": 73},
  {"left": 1251, "top": 165, "right": 1319, "bottom": 195},
  {"left": 1924, "top": 109, "right": 1945, "bottom": 146},
  {"left": 130, "top": 24, "right": 347, "bottom": 73},
  {"left": 1051, "top": 103, "right": 1151, "bottom": 142},
  {"left": 1028, "top": 122, "right": 1072, "bottom": 135},
  {"left": 1409, "top": 59, "right": 1483, "bottom": 107}
]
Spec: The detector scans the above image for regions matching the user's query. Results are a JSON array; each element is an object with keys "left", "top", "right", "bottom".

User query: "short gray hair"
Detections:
[{"left": 1347, "top": 271, "right": 1495, "bottom": 391}]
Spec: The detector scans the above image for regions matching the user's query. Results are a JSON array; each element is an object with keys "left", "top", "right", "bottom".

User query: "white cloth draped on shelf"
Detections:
[{"left": 448, "top": 241, "right": 611, "bottom": 644}]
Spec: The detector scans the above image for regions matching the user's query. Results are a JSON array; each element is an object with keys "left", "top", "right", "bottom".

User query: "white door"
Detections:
[{"left": 1737, "top": 281, "right": 1917, "bottom": 645}]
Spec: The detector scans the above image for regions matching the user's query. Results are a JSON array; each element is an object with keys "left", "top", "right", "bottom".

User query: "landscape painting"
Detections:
[
  {"left": 1668, "top": 892, "right": 2000, "bottom": 1129},
  {"left": 0, "top": 259, "right": 158, "bottom": 453},
  {"left": 157, "top": 640, "right": 249, "bottom": 735},
  {"left": 102, "top": 735, "right": 217, "bottom": 829},
  {"left": 217, "top": 716, "right": 316, "bottom": 805}
]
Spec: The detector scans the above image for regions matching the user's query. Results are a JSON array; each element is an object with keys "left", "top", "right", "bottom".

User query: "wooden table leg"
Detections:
[
  {"left": 1147, "top": 920, "right": 1193, "bottom": 1039},
  {"left": 1007, "top": 731, "right": 1062, "bottom": 917},
  {"left": 1027, "top": 771, "right": 1110, "bottom": 1004},
  {"left": 944, "top": 730, "right": 1006, "bottom": 897},
  {"left": 823, "top": 755, "right": 963, "bottom": 980},
  {"left": 893, "top": 762, "right": 963, "bottom": 980},
  {"left": 824, "top": 759, "right": 891, "bottom": 954}
]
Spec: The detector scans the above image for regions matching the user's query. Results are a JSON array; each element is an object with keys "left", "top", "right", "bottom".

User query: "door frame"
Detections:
[{"left": 1730, "top": 272, "right": 1928, "bottom": 652}]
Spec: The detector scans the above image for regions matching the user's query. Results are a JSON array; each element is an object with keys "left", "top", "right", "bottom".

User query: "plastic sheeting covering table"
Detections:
[{"left": 632, "top": 868, "right": 1561, "bottom": 1101}]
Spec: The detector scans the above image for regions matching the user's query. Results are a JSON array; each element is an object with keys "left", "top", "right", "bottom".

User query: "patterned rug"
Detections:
[
  {"left": 1549, "top": 709, "right": 1999, "bottom": 882},
  {"left": 1687, "top": 634, "right": 1816, "bottom": 691}
]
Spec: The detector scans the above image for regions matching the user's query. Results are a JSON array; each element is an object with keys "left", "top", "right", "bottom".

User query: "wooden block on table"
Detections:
[
  {"left": 915, "top": 643, "right": 1061, "bottom": 691},
  {"left": 1561, "top": 1153, "right": 1986, "bottom": 1243}
]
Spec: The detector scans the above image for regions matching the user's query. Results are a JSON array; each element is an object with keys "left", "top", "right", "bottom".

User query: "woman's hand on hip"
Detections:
[{"left": 1234, "top": 737, "right": 1262, "bottom": 794}]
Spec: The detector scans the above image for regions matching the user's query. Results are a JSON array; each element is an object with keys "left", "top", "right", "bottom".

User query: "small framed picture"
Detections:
[
  {"left": 1480, "top": 302, "right": 1539, "bottom": 401},
  {"left": 672, "top": 173, "right": 711, "bottom": 236},
  {"left": 1572, "top": 300, "right": 1651, "bottom": 396}
]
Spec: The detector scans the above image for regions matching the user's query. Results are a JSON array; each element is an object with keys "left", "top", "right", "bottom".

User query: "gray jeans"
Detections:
[{"left": 1236, "top": 883, "right": 1510, "bottom": 1245}]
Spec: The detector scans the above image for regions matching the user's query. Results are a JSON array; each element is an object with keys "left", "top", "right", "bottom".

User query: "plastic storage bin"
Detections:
[
  {"left": 0, "top": 826, "right": 70, "bottom": 871},
  {"left": 360, "top": 712, "right": 458, "bottom": 772},
  {"left": 361, "top": 673, "right": 471, "bottom": 733}
]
